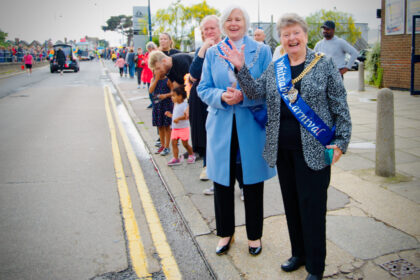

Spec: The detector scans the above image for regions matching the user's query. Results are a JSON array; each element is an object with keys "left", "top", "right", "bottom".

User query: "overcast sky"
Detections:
[{"left": 0, "top": 0, "right": 381, "bottom": 45}]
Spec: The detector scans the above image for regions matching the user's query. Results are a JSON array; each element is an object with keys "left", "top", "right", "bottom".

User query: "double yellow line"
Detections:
[{"left": 104, "top": 86, "right": 181, "bottom": 279}]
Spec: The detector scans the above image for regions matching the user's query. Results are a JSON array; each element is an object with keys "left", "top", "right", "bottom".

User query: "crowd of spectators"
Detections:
[{"left": 0, "top": 45, "right": 49, "bottom": 63}]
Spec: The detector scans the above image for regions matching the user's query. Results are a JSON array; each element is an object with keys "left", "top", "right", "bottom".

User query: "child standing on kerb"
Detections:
[
  {"left": 165, "top": 87, "right": 195, "bottom": 166},
  {"left": 115, "top": 56, "right": 125, "bottom": 77},
  {"left": 149, "top": 69, "right": 173, "bottom": 156}
]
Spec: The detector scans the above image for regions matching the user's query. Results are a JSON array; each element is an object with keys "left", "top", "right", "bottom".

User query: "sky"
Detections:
[{"left": 0, "top": 0, "right": 382, "bottom": 46}]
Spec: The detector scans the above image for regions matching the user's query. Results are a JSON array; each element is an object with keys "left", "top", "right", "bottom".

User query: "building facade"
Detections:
[{"left": 380, "top": 0, "right": 420, "bottom": 90}]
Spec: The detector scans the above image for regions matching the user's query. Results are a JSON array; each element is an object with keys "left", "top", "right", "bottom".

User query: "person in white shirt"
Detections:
[{"left": 314, "top": 20, "right": 358, "bottom": 78}]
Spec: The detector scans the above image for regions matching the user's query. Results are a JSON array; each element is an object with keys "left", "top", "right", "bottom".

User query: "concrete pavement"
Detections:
[{"left": 103, "top": 60, "right": 420, "bottom": 280}]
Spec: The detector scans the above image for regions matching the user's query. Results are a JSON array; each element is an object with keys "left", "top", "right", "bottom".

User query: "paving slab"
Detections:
[
  {"left": 383, "top": 179, "right": 420, "bottom": 204},
  {"left": 334, "top": 154, "right": 375, "bottom": 171},
  {"left": 326, "top": 216, "right": 419, "bottom": 260},
  {"left": 331, "top": 172, "right": 420, "bottom": 238}
]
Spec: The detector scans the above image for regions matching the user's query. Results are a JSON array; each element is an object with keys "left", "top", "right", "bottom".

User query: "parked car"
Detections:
[{"left": 50, "top": 44, "right": 79, "bottom": 73}]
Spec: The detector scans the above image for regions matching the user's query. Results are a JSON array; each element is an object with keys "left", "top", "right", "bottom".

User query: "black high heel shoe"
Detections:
[
  {"left": 216, "top": 236, "right": 234, "bottom": 255},
  {"left": 248, "top": 239, "right": 262, "bottom": 256}
]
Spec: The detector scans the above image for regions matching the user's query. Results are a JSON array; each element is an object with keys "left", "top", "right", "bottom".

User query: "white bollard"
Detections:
[
  {"left": 358, "top": 62, "right": 365, "bottom": 92},
  {"left": 375, "top": 88, "right": 395, "bottom": 177}
]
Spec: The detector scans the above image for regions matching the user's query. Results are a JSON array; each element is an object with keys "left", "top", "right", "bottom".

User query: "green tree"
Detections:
[
  {"left": 305, "top": 9, "right": 361, "bottom": 49},
  {"left": 153, "top": 0, "right": 219, "bottom": 50},
  {"left": 102, "top": 15, "right": 133, "bottom": 46},
  {"left": 0, "top": 29, "right": 9, "bottom": 47},
  {"left": 366, "top": 42, "right": 383, "bottom": 88}
]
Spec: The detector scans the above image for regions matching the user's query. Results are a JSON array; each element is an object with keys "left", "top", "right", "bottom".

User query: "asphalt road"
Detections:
[{"left": 0, "top": 61, "right": 213, "bottom": 280}]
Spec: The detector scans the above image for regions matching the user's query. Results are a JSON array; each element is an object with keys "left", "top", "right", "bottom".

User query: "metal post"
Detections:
[
  {"left": 148, "top": 0, "right": 152, "bottom": 41},
  {"left": 375, "top": 88, "right": 395, "bottom": 177},
  {"left": 258, "top": 0, "right": 260, "bottom": 28},
  {"left": 358, "top": 61, "right": 365, "bottom": 91}
]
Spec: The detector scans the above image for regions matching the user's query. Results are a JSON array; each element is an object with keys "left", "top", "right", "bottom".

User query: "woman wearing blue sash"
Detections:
[
  {"left": 220, "top": 13, "right": 351, "bottom": 280},
  {"left": 197, "top": 5, "right": 276, "bottom": 256}
]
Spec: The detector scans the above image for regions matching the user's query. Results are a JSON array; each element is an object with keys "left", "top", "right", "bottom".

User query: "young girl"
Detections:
[
  {"left": 149, "top": 69, "right": 173, "bottom": 156},
  {"left": 165, "top": 87, "right": 195, "bottom": 166},
  {"left": 115, "top": 56, "right": 125, "bottom": 77}
]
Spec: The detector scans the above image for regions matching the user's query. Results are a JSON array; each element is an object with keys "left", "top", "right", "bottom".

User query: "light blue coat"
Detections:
[{"left": 197, "top": 36, "right": 276, "bottom": 186}]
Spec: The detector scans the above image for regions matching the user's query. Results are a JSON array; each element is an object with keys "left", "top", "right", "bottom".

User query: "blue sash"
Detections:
[
  {"left": 217, "top": 38, "right": 267, "bottom": 128},
  {"left": 274, "top": 54, "right": 335, "bottom": 147}
]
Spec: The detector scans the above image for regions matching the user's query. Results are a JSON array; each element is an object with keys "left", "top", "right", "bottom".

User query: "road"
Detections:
[{"left": 0, "top": 61, "right": 213, "bottom": 280}]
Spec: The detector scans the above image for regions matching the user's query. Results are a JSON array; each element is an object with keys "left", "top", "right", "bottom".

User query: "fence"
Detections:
[{"left": 0, "top": 50, "right": 49, "bottom": 63}]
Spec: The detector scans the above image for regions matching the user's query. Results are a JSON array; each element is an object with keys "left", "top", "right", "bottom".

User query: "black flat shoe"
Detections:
[
  {"left": 305, "top": 273, "right": 323, "bottom": 280},
  {"left": 248, "top": 239, "right": 262, "bottom": 256},
  {"left": 281, "top": 256, "right": 305, "bottom": 272},
  {"left": 216, "top": 236, "right": 234, "bottom": 255}
]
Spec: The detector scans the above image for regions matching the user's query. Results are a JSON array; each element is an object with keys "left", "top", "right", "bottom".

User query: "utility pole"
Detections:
[
  {"left": 148, "top": 0, "right": 152, "bottom": 41},
  {"left": 258, "top": 0, "right": 261, "bottom": 28}
]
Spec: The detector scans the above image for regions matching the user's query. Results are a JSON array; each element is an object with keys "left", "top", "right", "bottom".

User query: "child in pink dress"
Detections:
[{"left": 115, "top": 57, "right": 125, "bottom": 77}]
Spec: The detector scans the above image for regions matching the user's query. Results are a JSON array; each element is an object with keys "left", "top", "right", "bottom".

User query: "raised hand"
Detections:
[{"left": 218, "top": 40, "right": 245, "bottom": 71}]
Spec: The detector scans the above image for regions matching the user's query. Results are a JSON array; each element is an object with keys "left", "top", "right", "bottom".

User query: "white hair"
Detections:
[
  {"left": 219, "top": 5, "right": 250, "bottom": 37},
  {"left": 145, "top": 41, "right": 157, "bottom": 50},
  {"left": 200, "top": 15, "right": 220, "bottom": 30}
]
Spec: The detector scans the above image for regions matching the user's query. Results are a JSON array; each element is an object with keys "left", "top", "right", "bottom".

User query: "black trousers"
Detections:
[
  {"left": 277, "top": 148, "right": 330, "bottom": 275},
  {"left": 136, "top": 67, "right": 143, "bottom": 85},
  {"left": 214, "top": 117, "right": 264, "bottom": 241}
]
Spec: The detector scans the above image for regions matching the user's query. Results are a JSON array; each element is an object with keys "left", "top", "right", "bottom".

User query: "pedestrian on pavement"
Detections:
[
  {"left": 164, "top": 86, "right": 195, "bottom": 165},
  {"left": 115, "top": 56, "right": 126, "bottom": 77},
  {"left": 221, "top": 13, "right": 352, "bottom": 280},
  {"left": 23, "top": 52, "right": 34, "bottom": 75},
  {"left": 135, "top": 47, "right": 145, "bottom": 88},
  {"left": 189, "top": 15, "right": 222, "bottom": 184},
  {"left": 55, "top": 47, "right": 66, "bottom": 76},
  {"left": 314, "top": 20, "right": 359, "bottom": 79},
  {"left": 253, "top": 28, "right": 266, "bottom": 43},
  {"left": 111, "top": 50, "right": 117, "bottom": 62},
  {"left": 126, "top": 48, "right": 136, "bottom": 78},
  {"left": 119, "top": 47, "right": 128, "bottom": 77},
  {"left": 159, "top": 33, "right": 181, "bottom": 57},
  {"left": 142, "top": 41, "right": 158, "bottom": 108},
  {"left": 197, "top": 5, "right": 276, "bottom": 257},
  {"left": 148, "top": 51, "right": 193, "bottom": 89},
  {"left": 149, "top": 68, "right": 173, "bottom": 157}
]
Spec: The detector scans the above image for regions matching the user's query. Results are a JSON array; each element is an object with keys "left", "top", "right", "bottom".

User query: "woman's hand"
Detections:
[
  {"left": 198, "top": 38, "right": 215, "bottom": 58},
  {"left": 326, "top": 144, "right": 343, "bottom": 165},
  {"left": 218, "top": 40, "right": 245, "bottom": 71},
  {"left": 222, "top": 87, "right": 243, "bottom": 105}
]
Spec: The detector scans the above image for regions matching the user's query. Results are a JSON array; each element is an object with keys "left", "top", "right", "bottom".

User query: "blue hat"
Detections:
[{"left": 321, "top": 20, "right": 335, "bottom": 29}]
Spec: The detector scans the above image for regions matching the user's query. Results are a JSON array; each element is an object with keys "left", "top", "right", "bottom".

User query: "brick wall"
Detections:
[{"left": 380, "top": 0, "right": 420, "bottom": 90}]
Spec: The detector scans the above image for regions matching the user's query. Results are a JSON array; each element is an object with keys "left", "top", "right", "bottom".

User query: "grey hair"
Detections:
[
  {"left": 219, "top": 5, "right": 250, "bottom": 37},
  {"left": 200, "top": 15, "right": 220, "bottom": 30},
  {"left": 276, "top": 13, "right": 308, "bottom": 36},
  {"left": 145, "top": 41, "right": 157, "bottom": 50}
]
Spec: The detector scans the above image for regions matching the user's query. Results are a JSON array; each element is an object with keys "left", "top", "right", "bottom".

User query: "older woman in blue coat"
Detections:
[{"left": 197, "top": 5, "right": 276, "bottom": 256}]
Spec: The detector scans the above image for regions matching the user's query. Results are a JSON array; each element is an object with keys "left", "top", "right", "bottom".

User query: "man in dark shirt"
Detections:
[
  {"left": 55, "top": 48, "right": 66, "bottom": 75},
  {"left": 148, "top": 51, "right": 193, "bottom": 88}
]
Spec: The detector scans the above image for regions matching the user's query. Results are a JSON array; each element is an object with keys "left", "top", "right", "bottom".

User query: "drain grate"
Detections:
[{"left": 380, "top": 258, "right": 420, "bottom": 278}]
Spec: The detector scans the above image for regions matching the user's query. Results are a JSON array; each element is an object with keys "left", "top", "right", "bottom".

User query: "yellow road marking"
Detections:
[
  {"left": 107, "top": 88, "right": 182, "bottom": 280},
  {"left": 104, "top": 87, "right": 151, "bottom": 278}
]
